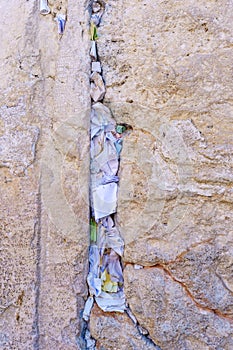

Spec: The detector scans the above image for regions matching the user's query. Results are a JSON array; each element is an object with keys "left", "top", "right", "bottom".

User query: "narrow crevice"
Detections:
[
  {"left": 86, "top": 0, "right": 127, "bottom": 307},
  {"left": 84, "top": 325, "right": 97, "bottom": 350},
  {"left": 83, "top": 2, "right": 133, "bottom": 347},
  {"left": 125, "top": 306, "right": 162, "bottom": 350},
  {"left": 81, "top": 297, "right": 96, "bottom": 349},
  {"left": 32, "top": 181, "right": 42, "bottom": 350},
  {"left": 77, "top": 316, "right": 96, "bottom": 350}
]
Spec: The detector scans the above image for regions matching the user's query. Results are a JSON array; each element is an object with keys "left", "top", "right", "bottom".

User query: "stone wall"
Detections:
[
  {"left": 1, "top": 0, "right": 233, "bottom": 349},
  {"left": 0, "top": 1, "right": 90, "bottom": 349}
]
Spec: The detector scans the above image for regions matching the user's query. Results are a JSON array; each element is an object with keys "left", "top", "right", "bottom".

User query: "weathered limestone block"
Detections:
[
  {"left": 39, "top": 114, "right": 90, "bottom": 349},
  {"left": 90, "top": 304, "right": 158, "bottom": 350},
  {"left": 1, "top": 0, "right": 90, "bottom": 349},
  {"left": 96, "top": 0, "right": 233, "bottom": 347},
  {"left": 0, "top": 101, "right": 39, "bottom": 175},
  {"left": 124, "top": 265, "right": 233, "bottom": 350},
  {"left": 167, "top": 241, "right": 233, "bottom": 317},
  {"left": 37, "top": 0, "right": 90, "bottom": 348},
  {"left": 0, "top": 169, "right": 39, "bottom": 348},
  {"left": 1, "top": 0, "right": 233, "bottom": 348},
  {"left": 0, "top": 1, "right": 42, "bottom": 348}
]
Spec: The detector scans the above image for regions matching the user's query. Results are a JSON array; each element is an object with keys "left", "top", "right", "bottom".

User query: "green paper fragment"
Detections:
[
  {"left": 116, "top": 125, "right": 126, "bottom": 134},
  {"left": 90, "top": 218, "right": 97, "bottom": 242}
]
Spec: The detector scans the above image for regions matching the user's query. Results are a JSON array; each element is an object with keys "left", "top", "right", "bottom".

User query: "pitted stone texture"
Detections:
[
  {"left": 0, "top": 1, "right": 42, "bottom": 349},
  {"left": 38, "top": 0, "right": 90, "bottom": 348},
  {"left": 90, "top": 304, "right": 158, "bottom": 350},
  {"left": 167, "top": 241, "right": 233, "bottom": 317},
  {"left": 97, "top": 2, "right": 233, "bottom": 347},
  {"left": 110, "top": 103, "right": 233, "bottom": 268},
  {"left": 124, "top": 265, "right": 233, "bottom": 350},
  {"left": 0, "top": 101, "right": 39, "bottom": 175},
  {"left": 97, "top": 3, "right": 233, "bottom": 345},
  {"left": 99, "top": 0, "right": 233, "bottom": 111},
  {"left": 0, "top": 0, "right": 90, "bottom": 349},
  {"left": 1, "top": 0, "right": 233, "bottom": 348},
  {"left": 0, "top": 169, "right": 39, "bottom": 349}
]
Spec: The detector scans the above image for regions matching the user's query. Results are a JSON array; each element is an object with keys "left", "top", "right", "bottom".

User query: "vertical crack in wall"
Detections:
[
  {"left": 126, "top": 306, "right": 162, "bottom": 350},
  {"left": 83, "top": 1, "right": 131, "bottom": 347},
  {"left": 83, "top": 3, "right": 162, "bottom": 350}
]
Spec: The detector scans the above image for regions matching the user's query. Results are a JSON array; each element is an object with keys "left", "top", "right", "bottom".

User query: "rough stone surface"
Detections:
[
  {"left": 92, "top": 0, "right": 233, "bottom": 349},
  {"left": 90, "top": 304, "right": 158, "bottom": 350},
  {"left": 124, "top": 265, "right": 233, "bottom": 350},
  {"left": 1, "top": 0, "right": 233, "bottom": 349},
  {"left": 0, "top": 1, "right": 90, "bottom": 349}
]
